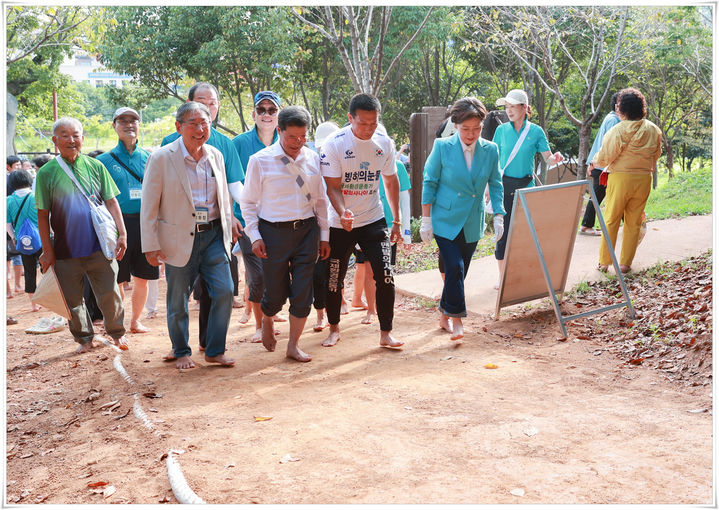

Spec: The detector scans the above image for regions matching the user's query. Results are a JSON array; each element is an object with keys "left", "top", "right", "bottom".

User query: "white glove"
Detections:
[
  {"left": 420, "top": 216, "right": 433, "bottom": 244},
  {"left": 491, "top": 214, "right": 504, "bottom": 243}
]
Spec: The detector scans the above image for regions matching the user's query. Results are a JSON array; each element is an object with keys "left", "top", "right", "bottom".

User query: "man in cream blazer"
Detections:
[{"left": 141, "top": 102, "right": 237, "bottom": 369}]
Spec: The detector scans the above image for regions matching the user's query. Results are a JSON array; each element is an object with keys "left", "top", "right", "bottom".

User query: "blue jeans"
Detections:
[
  {"left": 164, "top": 227, "right": 233, "bottom": 358},
  {"left": 435, "top": 229, "right": 477, "bottom": 318}
]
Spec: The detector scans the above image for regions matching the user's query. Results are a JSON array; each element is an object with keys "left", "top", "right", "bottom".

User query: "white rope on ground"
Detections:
[
  {"left": 132, "top": 394, "right": 155, "bottom": 431},
  {"left": 166, "top": 450, "right": 206, "bottom": 504},
  {"left": 113, "top": 354, "right": 134, "bottom": 384},
  {"left": 103, "top": 341, "right": 206, "bottom": 503},
  {"left": 97, "top": 336, "right": 122, "bottom": 353}
]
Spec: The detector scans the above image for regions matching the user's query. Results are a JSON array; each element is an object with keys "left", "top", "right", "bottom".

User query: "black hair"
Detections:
[
  {"left": 610, "top": 92, "right": 620, "bottom": 111},
  {"left": 349, "top": 93, "right": 381, "bottom": 117},
  {"left": 278, "top": 106, "right": 311, "bottom": 130},
  {"left": 7, "top": 155, "right": 20, "bottom": 167},
  {"left": 188, "top": 82, "right": 219, "bottom": 101},
  {"left": 8, "top": 169, "right": 32, "bottom": 190},
  {"left": 617, "top": 88, "right": 647, "bottom": 120},
  {"left": 449, "top": 97, "right": 487, "bottom": 125},
  {"left": 88, "top": 150, "right": 105, "bottom": 159},
  {"left": 32, "top": 154, "right": 51, "bottom": 169}
]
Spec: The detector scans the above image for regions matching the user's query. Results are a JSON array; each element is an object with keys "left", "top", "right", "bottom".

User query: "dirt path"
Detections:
[{"left": 5, "top": 280, "right": 713, "bottom": 504}]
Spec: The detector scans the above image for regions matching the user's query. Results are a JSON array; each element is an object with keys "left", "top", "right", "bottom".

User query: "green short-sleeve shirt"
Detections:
[
  {"left": 34, "top": 154, "right": 120, "bottom": 259},
  {"left": 379, "top": 160, "right": 412, "bottom": 226},
  {"left": 492, "top": 120, "right": 550, "bottom": 180},
  {"left": 7, "top": 190, "right": 38, "bottom": 231}
]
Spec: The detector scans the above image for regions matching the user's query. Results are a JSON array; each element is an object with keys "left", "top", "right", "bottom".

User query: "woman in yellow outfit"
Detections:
[{"left": 592, "top": 88, "right": 662, "bottom": 274}]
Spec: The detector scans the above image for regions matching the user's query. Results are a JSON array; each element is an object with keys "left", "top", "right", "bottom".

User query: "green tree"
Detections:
[
  {"left": 291, "top": 6, "right": 435, "bottom": 96},
  {"left": 466, "top": 6, "right": 633, "bottom": 179}
]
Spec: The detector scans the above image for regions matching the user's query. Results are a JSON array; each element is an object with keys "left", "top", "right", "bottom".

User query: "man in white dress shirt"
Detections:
[
  {"left": 320, "top": 93, "right": 403, "bottom": 349},
  {"left": 240, "top": 106, "right": 330, "bottom": 362}
]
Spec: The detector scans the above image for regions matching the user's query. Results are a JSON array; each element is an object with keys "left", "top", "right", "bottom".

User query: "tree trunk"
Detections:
[
  {"left": 576, "top": 122, "right": 593, "bottom": 180},
  {"left": 663, "top": 134, "right": 674, "bottom": 179}
]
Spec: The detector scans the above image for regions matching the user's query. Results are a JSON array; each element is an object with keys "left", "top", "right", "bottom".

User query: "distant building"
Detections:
[{"left": 58, "top": 50, "right": 131, "bottom": 88}]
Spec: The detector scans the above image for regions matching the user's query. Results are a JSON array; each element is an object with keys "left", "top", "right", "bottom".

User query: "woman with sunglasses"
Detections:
[{"left": 232, "top": 91, "right": 284, "bottom": 342}]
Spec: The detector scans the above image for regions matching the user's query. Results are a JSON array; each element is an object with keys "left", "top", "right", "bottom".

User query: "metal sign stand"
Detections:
[{"left": 507, "top": 181, "right": 636, "bottom": 338}]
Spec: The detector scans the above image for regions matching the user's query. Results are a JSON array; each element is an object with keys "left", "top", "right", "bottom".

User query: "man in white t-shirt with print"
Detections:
[{"left": 320, "top": 93, "right": 403, "bottom": 349}]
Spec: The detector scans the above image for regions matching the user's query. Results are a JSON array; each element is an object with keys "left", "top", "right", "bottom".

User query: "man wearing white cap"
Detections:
[
  {"left": 492, "top": 89, "right": 563, "bottom": 288},
  {"left": 97, "top": 107, "right": 158, "bottom": 334}
]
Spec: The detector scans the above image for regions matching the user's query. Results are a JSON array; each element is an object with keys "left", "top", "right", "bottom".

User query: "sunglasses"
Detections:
[{"left": 256, "top": 106, "right": 278, "bottom": 117}]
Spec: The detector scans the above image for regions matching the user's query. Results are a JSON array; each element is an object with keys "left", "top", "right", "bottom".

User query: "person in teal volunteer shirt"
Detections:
[
  {"left": 580, "top": 91, "right": 621, "bottom": 235},
  {"left": 35, "top": 117, "right": 129, "bottom": 353},
  {"left": 97, "top": 107, "right": 158, "bottom": 334},
  {"left": 6, "top": 169, "right": 41, "bottom": 310},
  {"left": 160, "top": 82, "right": 245, "bottom": 355},
  {"left": 231, "top": 90, "right": 283, "bottom": 342},
  {"left": 492, "top": 89, "right": 563, "bottom": 288}
]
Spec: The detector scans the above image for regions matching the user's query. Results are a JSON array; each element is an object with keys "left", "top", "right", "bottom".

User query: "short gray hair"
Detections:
[
  {"left": 176, "top": 101, "right": 211, "bottom": 124},
  {"left": 52, "top": 117, "right": 83, "bottom": 135}
]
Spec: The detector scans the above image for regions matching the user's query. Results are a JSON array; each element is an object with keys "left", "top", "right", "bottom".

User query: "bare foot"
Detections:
[
  {"left": 130, "top": 321, "right": 150, "bottom": 334},
  {"left": 286, "top": 344, "right": 312, "bottom": 362},
  {"left": 232, "top": 299, "right": 244, "bottom": 309},
  {"left": 162, "top": 350, "right": 177, "bottom": 361},
  {"left": 322, "top": 329, "right": 341, "bottom": 347},
  {"left": 450, "top": 319, "right": 464, "bottom": 341},
  {"left": 31, "top": 305, "right": 41, "bottom": 312},
  {"left": 145, "top": 310, "right": 157, "bottom": 320},
  {"left": 340, "top": 302, "right": 349, "bottom": 315},
  {"left": 204, "top": 353, "right": 235, "bottom": 366},
  {"left": 493, "top": 280, "right": 500, "bottom": 290},
  {"left": 113, "top": 336, "right": 129, "bottom": 351},
  {"left": 176, "top": 356, "right": 196, "bottom": 369},
  {"left": 351, "top": 300, "right": 368, "bottom": 310},
  {"left": 360, "top": 312, "right": 374, "bottom": 325},
  {"left": 238, "top": 311, "right": 251, "bottom": 324},
  {"left": 274, "top": 313, "right": 288, "bottom": 323},
  {"left": 262, "top": 322, "right": 277, "bottom": 352},
  {"left": 250, "top": 328, "right": 263, "bottom": 343},
  {"left": 75, "top": 342, "right": 95, "bottom": 354},
  {"left": 380, "top": 331, "right": 404, "bottom": 348},
  {"left": 312, "top": 318, "right": 328, "bottom": 332},
  {"left": 439, "top": 314, "right": 451, "bottom": 332},
  {"left": 7, "top": 292, "right": 13, "bottom": 299}
]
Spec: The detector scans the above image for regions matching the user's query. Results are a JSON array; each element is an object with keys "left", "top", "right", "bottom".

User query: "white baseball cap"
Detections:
[
  {"left": 314, "top": 121, "right": 340, "bottom": 149},
  {"left": 495, "top": 89, "right": 529, "bottom": 107},
  {"left": 112, "top": 107, "right": 140, "bottom": 121}
]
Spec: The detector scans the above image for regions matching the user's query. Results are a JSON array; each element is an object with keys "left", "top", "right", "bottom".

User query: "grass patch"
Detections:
[{"left": 644, "top": 166, "right": 712, "bottom": 219}]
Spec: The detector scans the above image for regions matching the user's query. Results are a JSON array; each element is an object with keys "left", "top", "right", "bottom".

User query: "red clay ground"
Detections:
[{"left": 4, "top": 264, "right": 713, "bottom": 504}]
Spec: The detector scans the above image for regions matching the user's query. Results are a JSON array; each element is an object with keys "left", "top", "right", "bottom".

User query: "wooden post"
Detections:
[{"left": 409, "top": 112, "right": 428, "bottom": 218}]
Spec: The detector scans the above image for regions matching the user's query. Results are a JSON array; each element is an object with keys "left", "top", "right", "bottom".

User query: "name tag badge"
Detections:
[
  {"left": 129, "top": 188, "right": 142, "bottom": 200},
  {"left": 195, "top": 207, "right": 209, "bottom": 224}
]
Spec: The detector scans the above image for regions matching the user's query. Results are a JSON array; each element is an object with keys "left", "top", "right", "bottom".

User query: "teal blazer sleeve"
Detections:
[{"left": 422, "top": 133, "right": 505, "bottom": 243}]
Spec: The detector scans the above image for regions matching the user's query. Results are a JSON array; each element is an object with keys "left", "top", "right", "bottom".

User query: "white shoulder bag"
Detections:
[
  {"left": 55, "top": 156, "right": 118, "bottom": 259},
  {"left": 486, "top": 121, "right": 532, "bottom": 214}
]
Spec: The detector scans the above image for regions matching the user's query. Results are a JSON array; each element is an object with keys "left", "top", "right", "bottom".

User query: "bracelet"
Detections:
[{"left": 392, "top": 220, "right": 401, "bottom": 225}]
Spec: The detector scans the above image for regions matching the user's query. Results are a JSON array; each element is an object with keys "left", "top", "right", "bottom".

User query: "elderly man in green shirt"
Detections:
[{"left": 35, "top": 117, "right": 129, "bottom": 353}]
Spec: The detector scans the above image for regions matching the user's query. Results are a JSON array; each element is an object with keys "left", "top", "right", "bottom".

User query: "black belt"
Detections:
[
  {"left": 123, "top": 213, "right": 141, "bottom": 218},
  {"left": 196, "top": 218, "right": 222, "bottom": 232},
  {"left": 260, "top": 217, "right": 315, "bottom": 230}
]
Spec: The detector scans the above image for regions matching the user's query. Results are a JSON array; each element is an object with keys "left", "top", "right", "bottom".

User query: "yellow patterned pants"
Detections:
[{"left": 599, "top": 172, "right": 652, "bottom": 267}]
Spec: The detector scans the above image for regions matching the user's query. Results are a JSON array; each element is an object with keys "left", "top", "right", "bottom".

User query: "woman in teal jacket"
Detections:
[{"left": 421, "top": 97, "right": 505, "bottom": 340}]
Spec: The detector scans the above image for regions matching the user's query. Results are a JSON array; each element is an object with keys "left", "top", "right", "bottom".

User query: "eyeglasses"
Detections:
[
  {"left": 181, "top": 119, "right": 210, "bottom": 129},
  {"left": 256, "top": 107, "right": 278, "bottom": 117}
]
